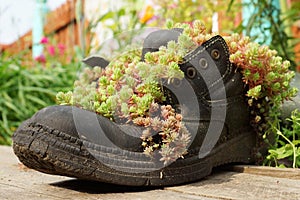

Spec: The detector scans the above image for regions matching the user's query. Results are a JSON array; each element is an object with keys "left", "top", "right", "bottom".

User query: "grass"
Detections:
[{"left": 0, "top": 53, "right": 79, "bottom": 145}]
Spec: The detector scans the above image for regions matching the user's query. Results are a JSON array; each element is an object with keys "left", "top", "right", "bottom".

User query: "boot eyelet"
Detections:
[
  {"left": 199, "top": 58, "right": 208, "bottom": 69},
  {"left": 171, "top": 78, "right": 182, "bottom": 87},
  {"left": 186, "top": 67, "right": 196, "bottom": 79},
  {"left": 211, "top": 49, "right": 220, "bottom": 60}
]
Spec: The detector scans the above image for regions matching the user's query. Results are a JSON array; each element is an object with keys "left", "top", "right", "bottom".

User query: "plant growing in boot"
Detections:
[
  {"left": 12, "top": 20, "right": 298, "bottom": 187},
  {"left": 57, "top": 20, "right": 297, "bottom": 165},
  {"left": 56, "top": 35, "right": 194, "bottom": 165}
]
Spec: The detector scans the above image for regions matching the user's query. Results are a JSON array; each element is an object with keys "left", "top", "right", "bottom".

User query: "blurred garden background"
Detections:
[{"left": 0, "top": 0, "right": 300, "bottom": 167}]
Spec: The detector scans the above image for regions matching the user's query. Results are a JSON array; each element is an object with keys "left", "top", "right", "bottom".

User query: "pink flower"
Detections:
[
  {"left": 40, "top": 37, "right": 49, "bottom": 44},
  {"left": 47, "top": 45, "right": 56, "bottom": 56},
  {"left": 35, "top": 54, "right": 46, "bottom": 63},
  {"left": 168, "top": 3, "right": 177, "bottom": 9},
  {"left": 57, "top": 43, "right": 66, "bottom": 55}
]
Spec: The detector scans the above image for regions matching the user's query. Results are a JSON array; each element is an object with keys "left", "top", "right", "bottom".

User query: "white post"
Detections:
[{"left": 32, "top": 0, "right": 48, "bottom": 58}]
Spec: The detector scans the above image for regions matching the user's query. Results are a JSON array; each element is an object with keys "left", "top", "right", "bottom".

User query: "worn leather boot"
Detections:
[{"left": 12, "top": 30, "right": 256, "bottom": 186}]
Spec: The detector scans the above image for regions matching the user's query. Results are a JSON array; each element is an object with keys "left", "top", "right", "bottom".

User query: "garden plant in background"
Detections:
[
  {"left": 84, "top": 0, "right": 241, "bottom": 56},
  {"left": 35, "top": 37, "right": 68, "bottom": 65},
  {"left": 149, "top": 0, "right": 241, "bottom": 33},
  {"left": 85, "top": 0, "right": 152, "bottom": 55},
  {"left": 0, "top": 38, "right": 80, "bottom": 145}
]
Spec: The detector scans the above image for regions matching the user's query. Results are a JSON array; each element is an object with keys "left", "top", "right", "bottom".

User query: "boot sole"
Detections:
[{"left": 13, "top": 121, "right": 255, "bottom": 186}]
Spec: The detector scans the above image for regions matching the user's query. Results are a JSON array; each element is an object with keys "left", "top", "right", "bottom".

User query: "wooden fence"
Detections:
[
  {"left": 0, "top": 0, "right": 89, "bottom": 56},
  {"left": 292, "top": 23, "right": 300, "bottom": 71}
]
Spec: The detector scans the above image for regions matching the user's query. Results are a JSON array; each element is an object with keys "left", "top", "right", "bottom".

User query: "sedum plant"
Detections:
[
  {"left": 57, "top": 20, "right": 298, "bottom": 166},
  {"left": 57, "top": 39, "right": 193, "bottom": 166}
]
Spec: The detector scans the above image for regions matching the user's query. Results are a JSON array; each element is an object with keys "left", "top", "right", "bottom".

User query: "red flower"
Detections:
[
  {"left": 40, "top": 37, "right": 49, "bottom": 44},
  {"left": 57, "top": 43, "right": 66, "bottom": 55},
  {"left": 47, "top": 45, "right": 56, "bottom": 56},
  {"left": 35, "top": 54, "right": 46, "bottom": 63}
]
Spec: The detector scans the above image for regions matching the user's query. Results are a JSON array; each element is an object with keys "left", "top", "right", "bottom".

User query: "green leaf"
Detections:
[
  {"left": 247, "top": 85, "right": 261, "bottom": 99},
  {"left": 21, "top": 86, "right": 56, "bottom": 96},
  {"left": 96, "top": 11, "right": 114, "bottom": 22},
  {"left": 117, "top": 8, "right": 126, "bottom": 16},
  {"left": 25, "top": 94, "right": 49, "bottom": 107}
]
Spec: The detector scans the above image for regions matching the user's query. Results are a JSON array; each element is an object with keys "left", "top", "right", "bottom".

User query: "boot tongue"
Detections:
[
  {"left": 157, "top": 35, "right": 233, "bottom": 121},
  {"left": 141, "top": 29, "right": 182, "bottom": 60}
]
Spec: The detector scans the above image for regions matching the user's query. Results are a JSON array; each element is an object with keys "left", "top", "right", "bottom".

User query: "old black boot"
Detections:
[{"left": 12, "top": 30, "right": 255, "bottom": 186}]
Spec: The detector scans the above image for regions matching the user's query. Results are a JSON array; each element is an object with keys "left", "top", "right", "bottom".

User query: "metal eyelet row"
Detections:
[{"left": 185, "top": 48, "right": 220, "bottom": 79}]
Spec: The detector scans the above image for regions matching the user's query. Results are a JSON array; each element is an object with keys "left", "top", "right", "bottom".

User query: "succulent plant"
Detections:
[{"left": 57, "top": 20, "right": 298, "bottom": 165}]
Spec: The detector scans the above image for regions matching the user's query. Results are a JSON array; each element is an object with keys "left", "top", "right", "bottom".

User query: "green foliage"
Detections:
[
  {"left": 227, "top": 0, "right": 300, "bottom": 166},
  {"left": 151, "top": 0, "right": 241, "bottom": 33},
  {"left": 225, "top": 33, "right": 298, "bottom": 167},
  {"left": 266, "top": 110, "right": 300, "bottom": 168},
  {"left": 0, "top": 54, "right": 79, "bottom": 145},
  {"left": 86, "top": 0, "right": 148, "bottom": 55},
  {"left": 231, "top": 0, "right": 300, "bottom": 70}
]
